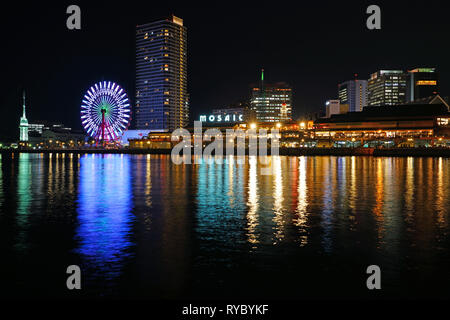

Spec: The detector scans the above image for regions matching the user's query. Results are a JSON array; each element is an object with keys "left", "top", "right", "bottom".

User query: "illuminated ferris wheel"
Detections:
[{"left": 80, "top": 81, "right": 131, "bottom": 144}]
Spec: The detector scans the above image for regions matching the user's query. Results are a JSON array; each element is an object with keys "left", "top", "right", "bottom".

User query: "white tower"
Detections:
[{"left": 19, "top": 91, "right": 29, "bottom": 142}]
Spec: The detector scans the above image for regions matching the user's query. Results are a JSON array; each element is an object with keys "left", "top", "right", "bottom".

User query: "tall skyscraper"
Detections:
[
  {"left": 338, "top": 79, "right": 367, "bottom": 112},
  {"left": 19, "top": 91, "right": 28, "bottom": 142},
  {"left": 406, "top": 68, "right": 439, "bottom": 102},
  {"left": 367, "top": 70, "right": 407, "bottom": 106},
  {"left": 135, "top": 15, "right": 188, "bottom": 132},
  {"left": 250, "top": 69, "right": 292, "bottom": 122}
]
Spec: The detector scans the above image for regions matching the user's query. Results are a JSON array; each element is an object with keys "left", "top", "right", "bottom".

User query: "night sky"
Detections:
[{"left": 2, "top": 0, "right": 450, "bottom": 140}]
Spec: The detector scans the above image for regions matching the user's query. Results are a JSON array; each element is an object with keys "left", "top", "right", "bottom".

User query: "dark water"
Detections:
[{"left": 1, "top": 153, "right": 449, "bottom": 299}]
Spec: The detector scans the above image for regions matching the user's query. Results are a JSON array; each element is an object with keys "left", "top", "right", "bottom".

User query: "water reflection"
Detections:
[
  {"left": 196, "top": 158, "right": 246, "bottom": 246},
  {"left": 435, "top": 158, "right": 447, "bottom": 231},
  {"left": 272, "top": 156, "right": 285, "bottom": 242},
  {"left": 0, "top": 155, "right": 3, "bottom": 210},
  {"left": 16, "top": 154, "right": 32, "bottom": 251},
  {"left": 76, "top": 154, "right": 134, "bottom": 282},
  {"left": 321, "top": 157, "right": 334, "bottom": 253},
  {"left": 294, "top": 156, "right": 308, "bottom": 246},
  {"left": 247, "top": 156, "right": 259, "bottom": 246},
  {"left": 1, "top": 153, "right": 450, "bottom": 298}
]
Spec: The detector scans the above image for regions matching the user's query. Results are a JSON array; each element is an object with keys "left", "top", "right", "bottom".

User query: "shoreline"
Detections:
[{"left": 1, "top": 147, "right": 450, "bottom": 157}]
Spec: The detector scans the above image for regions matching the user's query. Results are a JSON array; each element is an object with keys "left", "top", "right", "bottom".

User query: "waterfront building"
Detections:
[
  {"left": 128, "top": 132, "right": 173, "bottom": 149},
  {"left": 250, "top": 70, "right": 292, "bottom": 122},
  {"left": 406, "top": 94, "right": 449, "bottom": 108},
  {"left": 28, "top": 122, "right": 86, "bottom": 147},
  {"left": 135, "top": 15, "right": 188, "bottom": 132},
  {"left": 28, "top": 123, "right": 45, "bottom": 134},
  {"left": 367, "top": 70, "right": 407, "bottom": 106},
  {"left": 314, "top": 103, "right": 450, "bottom": 144},
  {"left": 19, "top": 91, "right": 28, "bottom": 142},
  {"left": 338, "top": 79, "right": 367, "bottom": 112},
  {"left": 120, "top": 129, "right": 153, "bottom": 146},
  {"left": 128, "top": 120, "right": 309, "bottom": 149},
  {"left": 407, "top": 68, "right": 439, "bottom": 102}
]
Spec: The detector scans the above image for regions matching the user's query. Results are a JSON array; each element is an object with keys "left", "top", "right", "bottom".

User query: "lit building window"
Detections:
[{"left": 437, "top": 118, "right": 449, "bottom": 126}]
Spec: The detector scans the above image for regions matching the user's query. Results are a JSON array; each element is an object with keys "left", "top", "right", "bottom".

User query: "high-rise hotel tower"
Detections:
[{"left": 135, "top": 15, "right": 188, "bottom": 131}]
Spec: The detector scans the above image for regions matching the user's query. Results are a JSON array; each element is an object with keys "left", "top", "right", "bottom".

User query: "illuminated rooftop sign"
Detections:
[
  {"left": 416, "top": 80, "right": 437, "bottom": 86},
  {"left": 199, "top": 113, "right": 244, "bottom": 123},
  {"left": 410, "top": 68, "right": 436, "bottom": 73}
]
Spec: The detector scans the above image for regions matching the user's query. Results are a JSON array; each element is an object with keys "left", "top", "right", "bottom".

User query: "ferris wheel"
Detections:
[{"left": 81, "top": 81, "right": 131, "bottom": 144}]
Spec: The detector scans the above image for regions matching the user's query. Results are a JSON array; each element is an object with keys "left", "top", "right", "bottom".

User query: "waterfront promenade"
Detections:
[{"left": 2, "top": 147, "right": 450, "bottom": 157}]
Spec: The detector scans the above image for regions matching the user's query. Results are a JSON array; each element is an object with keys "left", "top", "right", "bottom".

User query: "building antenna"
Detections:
[
  {"left": 261, "top": 68, "right": 264, "bottom": 88},
  {"left": 22, "top": 90, "right": 26, "bottom": 117}
]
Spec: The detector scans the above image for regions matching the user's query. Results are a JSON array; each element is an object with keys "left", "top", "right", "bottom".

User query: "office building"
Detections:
[
  {"left": 367, "top": 70, "right": 407, "bottom": 106},
  {"left": 135, "top": 15, "right": 188, "bottom": 132},
  {"left": 407, "top": 68, "right": 439, "bottom": 102},
  {"left": 251, "top": 70, "right": 292, "bottom": 122},
  {"left": 338, "top": 79, "right": 367, "bottom": 112},
  {"left": 325, "top": 100, "right": 340, "bottom": 118}
]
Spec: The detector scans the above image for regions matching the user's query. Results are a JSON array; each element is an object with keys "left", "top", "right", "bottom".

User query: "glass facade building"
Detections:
[
  {"left": 406, "top": 68, "right": 439, "bottom": 102},
  {"left": 338, "top": 79, "right": 367, "bottom": 112},
  {"left": 367, "top": 70, "right": 407, "bottom": 106},
  {"left": 135, "top": 15, "right": 188, "bottom": 132},
  {"left": 251, "top": 70, "right": 292, "bottom": 122}
]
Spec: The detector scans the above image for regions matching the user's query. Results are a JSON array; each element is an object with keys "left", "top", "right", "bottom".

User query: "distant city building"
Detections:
[
  {"left": 135, "top": 15, "right": 188, "bottom": 132},
  {"left": 251, "top": 69, "right": 292, "bottom": 122},
  {"left": 367, "top": 70, "right": 407, "bottom": 106},
  {"left": 19, "top": 91, "right": 28, "bottom": 142},
  {"left": 212, "top": 107, "right": 244, "bottom": 117},
  {"left": 338, "top": 79, "right": 367, "bottom": 112},
  {"left": 325, "top": 100, "right": 341, "bottom": 118},
  {"left": 28, "top": 122, "right": 85, "bottom": 145},
  {"left": 28, "top": 123, "right": 45, "bottom": 134},
  {"left": 407, "top": 68, "right": 439, "bottom": 102},
  {"left": 211, "top": 107, "right": 245, "bottom": 122},
  {"left": 228, "top": 101, "right": 256, "bottom": 121}
]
